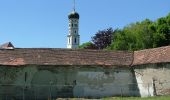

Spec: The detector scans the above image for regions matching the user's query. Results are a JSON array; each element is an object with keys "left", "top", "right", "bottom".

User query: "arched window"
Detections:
[
  {"left": 75, "top": 38, "right": 77, "bottom": 44},
  {"left": 69, "top": 38, "right": 70, "bottom": 44}
]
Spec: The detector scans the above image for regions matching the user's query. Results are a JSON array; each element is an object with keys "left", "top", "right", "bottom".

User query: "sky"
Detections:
[{"left": 0, "top": 0, "right": 170, "bottom": 48}]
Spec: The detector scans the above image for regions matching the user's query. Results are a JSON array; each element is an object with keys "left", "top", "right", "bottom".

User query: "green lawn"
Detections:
[
  {"left": 103, "top": 96, "right": 170, "bottom": 100},
  {"left": 56, "top": 96, "right": 170, "bottom": 100}
]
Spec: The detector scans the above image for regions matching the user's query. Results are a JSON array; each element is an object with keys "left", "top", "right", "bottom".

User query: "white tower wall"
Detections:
[{"left": 67, "top": 17, "right": 80, "bottom": 49}]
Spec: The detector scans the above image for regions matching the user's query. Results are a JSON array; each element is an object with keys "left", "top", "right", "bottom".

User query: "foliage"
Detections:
[
  {"left": 80, "top": 13, "right": 170, "bottom": 51},
  {"left": 154, "top": 15, "right": 170, "bottom": 47},
  {"left": 109, "top": 13, "right": 170, "bottom": 51},
  {"left": 79, "top": 42, "right": 97, "bottom": 49},
  {"left": 91, "top": 28, "right": 113, "bottom": 49}
]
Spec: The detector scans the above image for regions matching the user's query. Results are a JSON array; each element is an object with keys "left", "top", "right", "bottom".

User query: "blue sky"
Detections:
[{"left": 0, "top": 0, "right": 170, "bottom": 48}]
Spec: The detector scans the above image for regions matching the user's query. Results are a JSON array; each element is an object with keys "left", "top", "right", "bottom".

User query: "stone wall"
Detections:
[
  {"left": 134, "top": 63, "right": 170, "bottom": 97},
  {"left": 1, "top": 64, "right": 170, "bottom": 99},
  {"left": 0, "top": 65, "right": 138, "bottom": 100}
]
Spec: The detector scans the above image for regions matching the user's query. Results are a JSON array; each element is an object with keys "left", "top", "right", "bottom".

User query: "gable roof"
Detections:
[
  {"left": 132, "top": 46, "right": 170, "bottom": 65},
  {"left": 0, "top": 45, "right": 169, "bottom": 66},
  {"left": 0, "top": 42, "right": 14, "bottom": 49},
  {"left": 0, "top": 48, "right": 133, "bottom": 66}
]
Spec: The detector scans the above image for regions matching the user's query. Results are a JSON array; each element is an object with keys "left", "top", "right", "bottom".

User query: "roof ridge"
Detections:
[{"left": 134, "top": 46, "right": 170, "bottom": 52}]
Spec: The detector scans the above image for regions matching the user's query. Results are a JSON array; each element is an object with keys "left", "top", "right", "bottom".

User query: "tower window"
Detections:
[
  {"left": 69, "top": 38, "right": 70, "bottom": 44},
  {"left": 75, "top": 38, "right": 77, "bottom": 43},
  {"left": 75, "top": 30, "right": 76, "bottom": 33},
  {"left": 72, "top": 24, "right": 73, "bottom": 27}
]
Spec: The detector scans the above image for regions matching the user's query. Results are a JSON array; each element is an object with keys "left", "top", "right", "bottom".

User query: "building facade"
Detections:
[
  {"left": 67, "top": 11, "right": 80, "bottom": 49},
  {"left": 0, "top": 46, "right": 170, "bottom": 100}
]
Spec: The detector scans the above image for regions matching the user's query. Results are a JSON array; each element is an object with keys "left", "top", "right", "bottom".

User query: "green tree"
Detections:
[
  {"left": 155, "top": 15, "right": 170, "bottom": 47},
  {"left": 109, "top": 19, "right": 155, "bottom": 51},
  {"left": 79, "top": 42, "right": 97, "bottom": 49},
  {"left": 82, "top": 13, "right": 170, "bottom": 51}
]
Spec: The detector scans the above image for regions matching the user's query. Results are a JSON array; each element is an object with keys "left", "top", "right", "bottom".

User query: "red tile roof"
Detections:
[
  {"left": 0, "top": 46, "right": 169, "bottom": 66},
  {"left": 0, "top": 48, "right": 133, "bottom": 66},
  {"left": 132, "top": 46, "right": 170, "bottom": 65}
]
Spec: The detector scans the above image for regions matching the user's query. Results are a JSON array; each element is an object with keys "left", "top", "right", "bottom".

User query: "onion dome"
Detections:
[{"left": 68, "top": 11, "right": 79, "bottom": 19}]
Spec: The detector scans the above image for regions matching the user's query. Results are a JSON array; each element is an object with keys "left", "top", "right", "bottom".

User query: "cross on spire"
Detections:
[{"left": 73, "top": 0, "right": 76, "bottom": 12}]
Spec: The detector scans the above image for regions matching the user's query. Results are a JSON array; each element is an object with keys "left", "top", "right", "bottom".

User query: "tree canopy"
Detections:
[
  {"left": 79, "top": 13, "right": 170, "bottom": 51},
  {"left": 92, "top": 28, "right": 113, "bottom": 49},
  {"left": 79, "top": 42, "right": 97, "bottom": 49},
  {"left": 79, "top": 28, "right": 113, "bottom": 49}
]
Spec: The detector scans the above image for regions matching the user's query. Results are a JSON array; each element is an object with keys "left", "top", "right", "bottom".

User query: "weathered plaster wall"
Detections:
[
  {"left": 134, "top": 63, "right": 170, "bottom": 97},
  {"left": 0, "top": 65, "right": 138, "bottom": 99},
  {"left": 73, "top": 67, "right": 138, "bottom": 97}
]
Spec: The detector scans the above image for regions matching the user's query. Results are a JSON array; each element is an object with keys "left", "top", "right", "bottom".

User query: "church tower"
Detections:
[{"left": 67, "top": 0, "right": 80, "bottom": 49}]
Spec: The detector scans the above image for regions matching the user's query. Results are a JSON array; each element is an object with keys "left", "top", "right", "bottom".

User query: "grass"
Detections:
[
  {"left": 103, "top": 96, "right": 170, "bottom": 100},
  {"left": 56, "top": 96, "right": 170, "bottom": 100}
]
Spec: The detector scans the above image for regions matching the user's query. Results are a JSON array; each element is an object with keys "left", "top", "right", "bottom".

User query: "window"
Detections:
[
  {"left": 72, "top": 24, "right": 73, "bottom": 27},
  {"left": 75, "top": 30, "right": 76, "bottom": 33},
  {"left": 69, "top": 38, "right": 70, "bottom": 44},
  {"left": 75, "top": 38, "right": 76, "bottom": 43},
  {"left": 75, "top": 24, "right": 77, "bottom": 27}
]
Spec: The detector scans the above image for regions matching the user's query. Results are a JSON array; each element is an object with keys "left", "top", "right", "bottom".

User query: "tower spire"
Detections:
[
  {"left": 73, "top": 0, "right": 75, "bottom": 12},
  {"left": 67, "top": 0, "right": 80, "bottom": 49}
]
